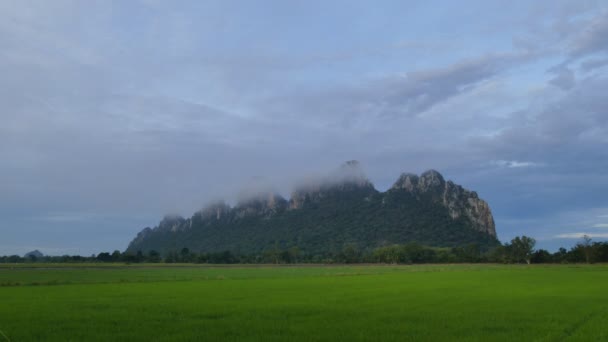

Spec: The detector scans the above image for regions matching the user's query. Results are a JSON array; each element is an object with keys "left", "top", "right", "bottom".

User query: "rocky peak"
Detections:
[
  {"left": 266, "top": 193, "right": 288, "bottom": 211},
  {"left": 391, "top": 173, "right": 419, "bottom": 192},
  {"left": 335, "top": 160, "right": 373, "bottom": 187},
  {"left": 196, "top": 201, "right": 231, "bottom": 221},
  {"left": 288, "top": 188, "right": 313, "bottom": 210},
  {"left": 235, "top": 193, "right": 287, "bottom": 218},
  {"left": 391, "top": 169, "right": 444, "bottom": 193},
  {"left": 419, "top": 169, "right": 445, "bottom": 191},
  {"left": 390, "top": 170, "right": 496, "bottom": 237},
  {"left": 158, "top": 215, "right": 186, "bottom": 232},
  {"left": 442, "top": 181, "right": 495, "bottom": 237}
]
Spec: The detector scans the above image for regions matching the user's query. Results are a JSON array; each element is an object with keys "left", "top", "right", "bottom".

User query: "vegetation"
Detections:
[
  {"left": 0, "top": 264, "right": 607, "bottom": 341},
  {"left": 4, "top": 236, "right": 608, "bottom": 265}
]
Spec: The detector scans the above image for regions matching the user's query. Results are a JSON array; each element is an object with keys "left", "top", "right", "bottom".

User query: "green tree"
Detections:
[
  {"left": 165, "top": 250, "right": 178, "bottom": 263},
  {"left": 111, "top": 250, "right": 122, "bottom": 262},
  {"left": 267, "top": 242, "right": 281, "bottom": 264},
  {"left": 531, "top": 249, "right": 552, "bottom": 263},
  {"left": 135, "top": 250, "right": 144, "bottom": 263},
  {"left": 510, "top": 236, "right": 536, "bottom": 264},
  {"left": 288, "top": 246, "right": 300, "bottom": 264},
  {"left": 488, "top": 245, "right": 508, "bottom": 263},
  {"left": 96, "top": 252, "right": 112, "bottom": 262},
  {"left": 373, "top": 245, "right": 403, "bottom": 264},
  {"left": 553, "top": 247, "right": 568, "bottom": 263},
  {"left": 578, "top": 235, "right": 593, "bottom": 264},
  {"left": 340, "top": 243, "right": 361, "bottom": 263},
  {"left": 595, "top": 242, "right": 608, "bottom": 262},
  {"left": 148, "top": 250, "right": 161, "bottom": 263},
  {"left": 180, "top": 247, "right": 192, "bottom": 263}
]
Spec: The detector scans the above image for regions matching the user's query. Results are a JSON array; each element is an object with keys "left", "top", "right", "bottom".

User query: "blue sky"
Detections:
[{"left": 1, "top": 0, "right": 608, "bottom": 255}]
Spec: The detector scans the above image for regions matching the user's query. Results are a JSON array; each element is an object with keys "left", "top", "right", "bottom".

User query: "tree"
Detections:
[
  {"left": 7, "top": 255, "right": 22, "bottom": 263},
  {"left": 510, "top": 236, "right": 536, "bottom": 264},
  {"left": 531, "top": 249, "right": 552, "bottom": 263},
  {"left": 340, "top": 243, "right": 360, "bottom": 263},
  {"left": 111, "top": 250, "right": 122, "bottom": 262},
  {"left": 578, "top": 235, "right": 593, "bottom": 264},
  {"left": 553, "top": 247, "right": 568, "bottom": 263},
  {"left": 402, "top": 242, "right": 433, "bottom": 263},
  {"left": 135, "top": 250, "right": 144, "bottom": 263},
  {"left": 265, "top": 242, "right": 281, "bottom": 264},
  {"left": 165, "top": 250, "right": 179, "bottom": 263},
  {"left": 488, "top": 245, "right": 508, "bottom": 263},
  {"left": 96, "top": 252, "right": 112, "bottom": 262},
  {"left": 122, "top": 253, "right": 137, "bottom": 263},
  {"left": 595, "top": 242, "right": 608, "bottom": 262},
  {"left": 566, "top": 245, "right": 585, "bottom": 263},
  {"left": 453, "top": 244, "right": 480, "bottom": 263},
  {"left": 373, "top": 245, "right": 404, "bottom": 264},
  {"left": 148, "top": 250, "right": 161, "bottom": 263},
  {"left": 288, "top": 246, "right": 300, "bottom": 264},
  {"left": 180, "top": 247, "right": 193, "bottom": 263}
]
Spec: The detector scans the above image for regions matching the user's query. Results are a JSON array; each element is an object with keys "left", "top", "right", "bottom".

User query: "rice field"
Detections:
[{"left": 0, "top": 264, "right": 606, "bottom": 341}]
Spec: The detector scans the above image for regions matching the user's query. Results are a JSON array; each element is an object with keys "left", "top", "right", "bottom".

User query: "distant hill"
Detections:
[
  {"left": 127, "top": 161, "right": 499, "bottom": 257},
  {"left": 24, "top": 250, "right": 44, "bottom": 259}
]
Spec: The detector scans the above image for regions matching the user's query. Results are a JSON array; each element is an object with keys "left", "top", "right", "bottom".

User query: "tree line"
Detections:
[{"left": 2, "top": 236, "right": 608, "bottom": 264}]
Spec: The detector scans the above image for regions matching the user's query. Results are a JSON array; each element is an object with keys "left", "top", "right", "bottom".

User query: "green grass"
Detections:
[{"left": 0, "top": 264, "right": 606, "bottom": 341}]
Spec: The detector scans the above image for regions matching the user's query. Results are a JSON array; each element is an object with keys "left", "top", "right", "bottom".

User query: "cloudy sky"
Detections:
[{"left": 2, "top": 0, "right": 608, "bottom": 255}]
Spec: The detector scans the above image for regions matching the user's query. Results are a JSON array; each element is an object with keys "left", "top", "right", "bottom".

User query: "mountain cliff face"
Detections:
[
  {"left": 127, "top": 162, "right": 498, "bottom": 256},
  {"left": 391, "top": 170, "right": 496, "bottom": 237}
]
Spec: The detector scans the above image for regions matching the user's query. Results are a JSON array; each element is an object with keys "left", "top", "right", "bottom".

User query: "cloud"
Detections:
[
  {"left": 555, "top": 233, "right": 608, "bottom": 239},
  {"left": 262, "top": 52, "right": 532, "bottom": 131},
  {"left": 538, "top": 9, "right": 608, "bottom": 88},
  {"left": 490, "top": 160, "right": 543, "bottom": 169},
  {"left": 592, "top": 223, "right": 608, "bottom": 229},
  {"left": 475, "top": 72, "right": 608, "bottom": 165},
  {"left": 32, "top": 213, "right": 98, "bottom": 223},
  {"left": 548, "top": 66, "right": 576, "bottom": 90},
  {"left": 568, "top": 11, "right": 608, "bottom": 59},
  {"left": 377, "top": 54, "right": 527, "bottom": 117},
  {"left": 2, "top": 0, "right": 608, "bottom": 255},
  {"left": 580, "top": 58, "right": 608, "bottom": 72}
]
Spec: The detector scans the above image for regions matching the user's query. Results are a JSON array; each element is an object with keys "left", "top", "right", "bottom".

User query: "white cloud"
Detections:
[
  {"left": 555, "top": 233, "right": 608, "bottom": 239},
  {"left": 592, "top": 223, "right": 608, "bottom": 228},
  {"left": 490, "top": 160, "right": 543, "bottom": 169}
]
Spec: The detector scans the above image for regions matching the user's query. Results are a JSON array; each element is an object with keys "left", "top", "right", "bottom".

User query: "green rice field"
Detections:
[{"left": 0, "top": 264, "right": 607, "bottom": 341}]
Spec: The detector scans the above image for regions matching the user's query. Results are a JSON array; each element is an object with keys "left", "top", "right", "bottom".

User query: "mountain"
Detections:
[
  {"left": 126, "top": 161, "right": 498, "bottom": 257},
  {"left": 24, "top": 250, "right": 44, "bottom": 258}
]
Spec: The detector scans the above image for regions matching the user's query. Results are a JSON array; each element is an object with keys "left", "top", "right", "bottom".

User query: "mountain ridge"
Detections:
[{"left": 127, "top": 162, "right": 498, "bottom": 256}]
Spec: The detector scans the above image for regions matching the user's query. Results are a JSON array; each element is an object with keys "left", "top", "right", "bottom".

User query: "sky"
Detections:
[{"left": 1, "top": 0, "right": 608, "bottom": 256}]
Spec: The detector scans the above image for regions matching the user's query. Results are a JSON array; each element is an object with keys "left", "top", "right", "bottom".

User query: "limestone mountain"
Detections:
[
  {"left": 391, "top": 170, "right": 495, "bottom": 236},
  {"left": 126, "top": 162, "right": 498, "bottom": 256}
]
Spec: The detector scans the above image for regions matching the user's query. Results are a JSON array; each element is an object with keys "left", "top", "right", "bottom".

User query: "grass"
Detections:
[{"left": 0, "top": 264, "right": 606, "bottom": 341}]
